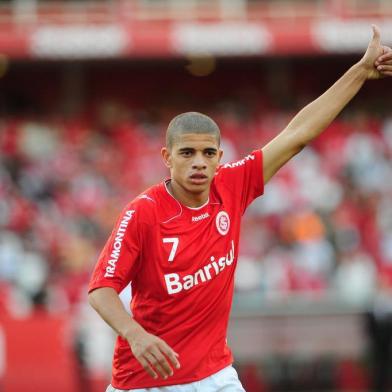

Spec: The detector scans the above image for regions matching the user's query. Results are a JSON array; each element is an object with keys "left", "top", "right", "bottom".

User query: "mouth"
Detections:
[{"left": 189, "top": 173, "right": 208, "bottom": 185}]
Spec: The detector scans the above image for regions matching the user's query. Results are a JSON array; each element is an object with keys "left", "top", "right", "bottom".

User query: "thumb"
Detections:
[{"left": 369, "top": 24, "right": 381, "bottom": 48}]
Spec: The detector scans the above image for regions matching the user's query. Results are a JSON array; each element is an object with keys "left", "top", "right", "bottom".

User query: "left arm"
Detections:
[{"left": 262, "top": 25, "right": 390, "bottom": 184}]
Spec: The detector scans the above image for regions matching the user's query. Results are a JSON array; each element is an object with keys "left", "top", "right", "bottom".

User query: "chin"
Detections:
[
  {"left": 189, "top": 185, "right": 208, "bottom": 193},
  {"left": 187, "top": 183, "right": 210, "bottom": 194}
]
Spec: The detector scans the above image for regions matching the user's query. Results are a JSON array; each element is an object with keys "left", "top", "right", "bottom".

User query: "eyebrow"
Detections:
[{"left": 178, "top": 147, "right": 218, "bottom": 152}]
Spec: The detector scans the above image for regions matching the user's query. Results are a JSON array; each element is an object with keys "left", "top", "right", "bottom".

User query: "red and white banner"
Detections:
[{"left": 1, "top": 19, "right": 392, "bottom": 59}]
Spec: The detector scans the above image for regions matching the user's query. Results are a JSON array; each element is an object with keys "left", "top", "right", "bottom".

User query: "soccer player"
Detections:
[{"left": 88, "top": 26, "right": 392, "bottom": 391}]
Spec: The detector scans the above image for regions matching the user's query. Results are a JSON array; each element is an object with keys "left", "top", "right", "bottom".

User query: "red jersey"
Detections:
[{"left": 88, "top": 150, "right": 264, "bottom": 389}]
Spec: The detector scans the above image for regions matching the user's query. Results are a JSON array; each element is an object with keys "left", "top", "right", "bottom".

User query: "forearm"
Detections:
[
  {"left": 89, "top": 287, "right": 180, "bottom": 379},
  {"left": 88, "top": 287, "right": 144, "bottom": 340},
  {"left": 286, "top": 62, "right": 368, "bottom": 144}
]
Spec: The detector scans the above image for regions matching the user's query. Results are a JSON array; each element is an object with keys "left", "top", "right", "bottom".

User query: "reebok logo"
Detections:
[{"left": 192, "top": 212, "right": 210, "bottom": 222}]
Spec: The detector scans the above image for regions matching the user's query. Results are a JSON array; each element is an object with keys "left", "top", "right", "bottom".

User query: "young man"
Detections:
[{"left": 88, "top": 26, "right": 392, "bottom": 391}]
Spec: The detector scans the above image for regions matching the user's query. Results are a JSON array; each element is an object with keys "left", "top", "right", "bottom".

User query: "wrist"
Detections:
[
  {"left": 355, "top": 59, "right": 378, "bottom": 80},
  {"left": 353, "top": 60, "right": 370, "bottom": 74},
  {"left": 122, "top": 320, "right": 145, "bottom": 343}
]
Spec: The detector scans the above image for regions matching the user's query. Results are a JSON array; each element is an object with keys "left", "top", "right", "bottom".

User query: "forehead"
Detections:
[{"left": 171, "top": 132, "right": 219, "bottom": 149}]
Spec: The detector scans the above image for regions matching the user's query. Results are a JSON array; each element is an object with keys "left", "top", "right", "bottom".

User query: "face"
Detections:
[{"left": 161, "top": 133, "right": 223, "bottom": 201}]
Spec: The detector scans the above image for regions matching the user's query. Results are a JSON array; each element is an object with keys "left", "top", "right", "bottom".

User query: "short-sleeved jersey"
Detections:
[{"left": 88, "top": 150, "right": 264, "bottom": 389}]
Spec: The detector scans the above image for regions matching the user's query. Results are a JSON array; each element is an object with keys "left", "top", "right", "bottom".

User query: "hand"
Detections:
[
  {"left": 126, "top": 327, "right": 180, "bottom": 380},
  {"left": 375, "top": 46, "right": 392, "bottom": 77},
  {"left": 359, "top": 25, "right": 385, "bottom": 80}
]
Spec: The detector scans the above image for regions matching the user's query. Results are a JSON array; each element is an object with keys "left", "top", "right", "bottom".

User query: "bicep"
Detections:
[{"left": 262, "top": 130, "right": 305, "bottom": 184}]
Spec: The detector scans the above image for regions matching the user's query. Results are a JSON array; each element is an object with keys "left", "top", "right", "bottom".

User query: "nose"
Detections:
[{"left": 192, "top": 153, "right": 207, "bottom": 170}]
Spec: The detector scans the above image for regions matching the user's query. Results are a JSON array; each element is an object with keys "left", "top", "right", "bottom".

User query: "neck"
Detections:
[{"left": 167, "top": 180, "right": 209, "bottom": 208}]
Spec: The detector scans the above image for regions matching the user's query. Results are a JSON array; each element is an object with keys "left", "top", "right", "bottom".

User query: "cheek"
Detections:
[{"left": 171, "top": 162, "right": 188, "bottom": 175}]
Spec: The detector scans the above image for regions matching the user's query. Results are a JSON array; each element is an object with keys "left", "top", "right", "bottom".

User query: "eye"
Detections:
[
  {"left": 205, "top": 150, "right": 216, "bottom": 157},
  {"left": 181, "top": 151, "right": 192, "bottom": 157}
]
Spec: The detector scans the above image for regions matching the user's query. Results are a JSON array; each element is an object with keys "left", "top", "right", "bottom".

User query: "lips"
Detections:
[
  {"left": 189, "top": 173, "right": 208, "bottom": 184},
  {"left": 190, "top": 173, "right": 207, "bottom": 179}
]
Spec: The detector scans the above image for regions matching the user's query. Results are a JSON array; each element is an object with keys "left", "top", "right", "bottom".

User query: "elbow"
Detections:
[
  {"left": 88, "top": 290, "right": 98, "bottom": 309},
  {"left": 293, "top": 135, "right": 308, "bottom": 154},
  {"left": 285, "top": 126, "right": 310, "bottom": 152},
  {"left": 291, "top": 131, "right": 308, "bottom": 155},
  {"left": 88, "top": 286, "right": 116, "bottom": 311},
  {"left": 286, "top": 132, "right": 307, "bottom": 156},
  {"left": 296, "top": 143, "right": 307, "bottom": 155}
]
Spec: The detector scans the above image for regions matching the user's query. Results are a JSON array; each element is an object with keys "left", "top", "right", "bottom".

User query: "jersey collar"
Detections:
[{"left": 158, "top": 178, "right": 220, "bottom": 223}]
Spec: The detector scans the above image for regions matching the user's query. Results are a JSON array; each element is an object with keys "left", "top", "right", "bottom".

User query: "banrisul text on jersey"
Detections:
[{"left": 164, "top": 240, "right": 235, "bottom": 294}]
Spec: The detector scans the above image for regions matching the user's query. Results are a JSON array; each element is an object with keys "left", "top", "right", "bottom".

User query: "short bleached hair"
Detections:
[{"left": 166, "top": 112, "right": 221, "bottom": 150}]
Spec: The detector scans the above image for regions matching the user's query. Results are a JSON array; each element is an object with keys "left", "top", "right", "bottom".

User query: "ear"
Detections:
[
  {"left": 218, "top": 149, "right": 223, "bottom": 163},
  {"left": 161, "top": 147, "right": 172, "bottom": 168}
]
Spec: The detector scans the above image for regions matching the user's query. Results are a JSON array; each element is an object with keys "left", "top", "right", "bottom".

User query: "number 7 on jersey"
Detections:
[{"left": 162, "top": 237, "right": 179, "bottom": 263}]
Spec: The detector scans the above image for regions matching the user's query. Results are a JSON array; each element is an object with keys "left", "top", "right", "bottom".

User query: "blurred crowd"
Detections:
[
  {"left": 240, "top": 112, "right": 392, "bottom": 302},
  {"left": 2, "top": 103, "right": 392, "bottom": 312}
]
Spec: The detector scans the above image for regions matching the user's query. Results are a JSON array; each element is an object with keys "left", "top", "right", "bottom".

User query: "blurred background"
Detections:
[{"left": 0, "top": 0, "right": 392, "bottom": 391}]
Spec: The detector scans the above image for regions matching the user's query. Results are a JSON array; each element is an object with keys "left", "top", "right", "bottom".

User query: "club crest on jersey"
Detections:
[{"left": 216, "top": 211, "right": 230, "bottom": 235}]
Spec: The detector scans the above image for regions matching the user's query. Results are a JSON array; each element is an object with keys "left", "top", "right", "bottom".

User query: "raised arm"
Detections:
[{"left": 262, "top": 25, "right": 389, "bottom": 184}]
